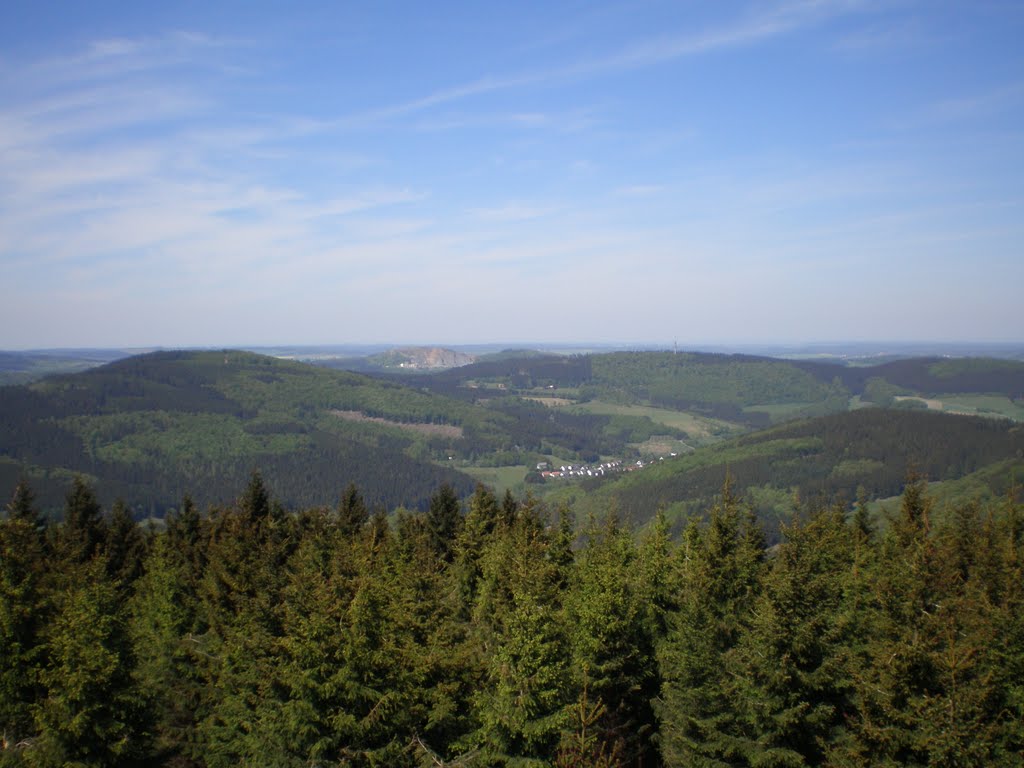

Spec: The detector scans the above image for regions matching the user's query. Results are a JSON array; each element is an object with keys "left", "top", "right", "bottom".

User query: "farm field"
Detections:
[
  {"left": 936, "top": 394, "right": 1024, "bottom": 421},
  {"left": 566, "top": 400, "right": 742, "bottom": 441},
  {"left": 893, "top": 393, "right": 1024, "bottom": 421},
  {"left": 460, "top": 465, "right": 529, "bottom": 495}
]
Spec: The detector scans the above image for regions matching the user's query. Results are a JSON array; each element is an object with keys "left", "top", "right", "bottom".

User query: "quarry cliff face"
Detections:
[{"left": 386, "top": 347, "right": 476, "bottom": 369}]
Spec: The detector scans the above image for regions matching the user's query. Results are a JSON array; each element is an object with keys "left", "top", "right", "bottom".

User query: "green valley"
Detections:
[{"left": 2, "top": 348, "right": 1023, "bottom": 529}]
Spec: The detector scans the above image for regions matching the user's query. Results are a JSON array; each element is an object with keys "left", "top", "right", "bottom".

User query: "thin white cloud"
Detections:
[
  {"left": 0, "top": 30, "right": 419, "bottom": 297},
  {"left": 345, "top": 0, "right": 869, "bottom": 124},
  {"left": 468, "top": 203, "right": 558, "bottom": 222},
  {"left": 2, "top": 4, "right": 1018, "bottom": 347},
  {"left": 832, "top": 17, "right": 940, "bottom": 52},
  {"left": 926, "top": 81, "right": 1024, "bottom": 123}
]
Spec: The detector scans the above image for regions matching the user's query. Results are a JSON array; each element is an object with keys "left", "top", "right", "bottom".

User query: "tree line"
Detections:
[{"left": 1, "top": 473, "right": 1022, "bottom": 766}]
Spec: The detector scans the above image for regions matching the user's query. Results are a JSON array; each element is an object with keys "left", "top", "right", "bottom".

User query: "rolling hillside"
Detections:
[
  {"left": 412, "top": 350, "right": 1024, "bottom": 426},
  {"left": 550, "top": 408, "right": 1024, "bottom": 540},
  {"left": 0, "top": 351, "right": 492, "bottom": 515},
  {"left": 3, "top": 348, "right": 1023, "bottom": 521}
]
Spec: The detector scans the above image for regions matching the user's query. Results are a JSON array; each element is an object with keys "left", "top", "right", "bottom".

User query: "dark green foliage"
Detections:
[
  {"left": 554, "top": 676, "right": 625, "bottom": 768},
  {"left": 467, "top": 500, "right": 573, "bottom": 764},
  {"left": 105, "top": 499, "right": 146, "bottom": 585},
  {"left": 57, "top": 476, "right": 106, "bottom": 564},
  {"left": 606, "top": 408, "right": 1024, "bottom": 529},
  {"left": 0, "top": 351, "right": 480, "bottom": 515},
  {"left": 427, "top": 483, "right": 462, "bottom": 561},
  {"left": 5, "top": 348, "right": 1024, "bottom": 525},
  {"left": 3, "top": 472, "right": 1024, "bottom": 766},
  {"left": 565, "top": 513, "right": 659, "bottom": 763},
  {"left": 31, "top": 557, "right": 146, "bottom": 766},
  {"left": 194, "top": 474, "right": 296, "bottom": 766},
  {"left": 832, "top": 478, "right": 1022, "bottom": 766},
  {"left": 4, "top": 481, "right": 40, "bottom": 527},
  {"left": 238, "top": 470, "right": 273, "bottom": 524},
  {"left": 129, "top": 532, "right": 204, "bottom": 764},
  {"left": 729, "top": 505, "right": 854, "bottom": 766},
  {"left": 0, "top": 481, "right": 46, "bottom": 754},
  {"left": 592, "top": 351, "right": 838, "bottom": 415},
  {"left": 338, "top": 481, "right": 369, "bottom": 537},
  {"left": 656, "top": 482, "right": 766, "bottom": 765}
]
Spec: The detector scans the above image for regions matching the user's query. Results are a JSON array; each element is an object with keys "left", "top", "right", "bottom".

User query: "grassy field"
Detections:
[
  {"left": 890, "top": 393, "right": 1024, "bottom": 421},
  {"left": 566, "top": 400, "right": 743, "bottom": 440},
  {"left": 936, "top": 394, "right": 1024, "bottom": 421},
  {"left": 460, "top": 465, "right": 529, "bottom": 495},
  {"left": 631, "top": 436, "right": 692, "bottom": 456}
]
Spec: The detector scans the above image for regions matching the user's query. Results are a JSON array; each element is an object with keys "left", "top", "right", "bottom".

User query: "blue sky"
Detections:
[{"left": 2, "top": 1, "right": 1022, "bottom": 348}]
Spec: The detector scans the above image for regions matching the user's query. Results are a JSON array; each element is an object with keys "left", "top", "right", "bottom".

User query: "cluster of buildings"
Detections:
[
  {"left": 537, "top": 453, "right": 679, "bottom": 480},
  {"left": 537, "top": 459, "right": 625, "bottom": 480}
]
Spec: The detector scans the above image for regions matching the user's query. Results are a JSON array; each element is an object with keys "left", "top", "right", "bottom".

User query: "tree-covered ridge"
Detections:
[
  {"left": 0, "top": 351, "right": 495, "bottom": 514},
  {"left": 565, "top": 409, "right": 1024, "bottom": 538},
  {"left": 412, "top": 350, "right": 1024, "bottom": 427},
  {"left": 3, "top": 349, "right": 1023, "bottom": 518},
  {"left": 590, "top": 351, "right": 837, "bottom": 405},
  {"left": 1, "top": 474, "right": 1022, "bottom": 766},
  {"left": 0, "top": 351, "right": 697, "bottom": 515}
]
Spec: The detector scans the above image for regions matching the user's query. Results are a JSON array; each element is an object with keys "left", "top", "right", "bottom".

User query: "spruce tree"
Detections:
[
  {"left": 656, "top": 482, "right": 765, "bottom": 765},
  {"left": 56, "top": 476, "right": 106, "bottom": 565},
  {"left": 835, "top": 477, "right": 1013, "bottom": 765},
  {"left": 31, "top": 556, "right": 146, "bottom": 766},
  {"left": 338, "top": 482, "right": 369, "bottom": 539},
  {"left": 467, "top": 502, "right": 571, "bottom": 763},
  {"left": 105, "top": 499, "right": 145, "bottom": 586},
  {"left": 732, "top": 505, "right": 854, "bottom": 766},
  {"left": 196, "top": 474, "right": 293, "bottom": 766},
  {"left": 565, "top": 511, "right": 658, "bottom": 764},
  {"left": 426, "top": 483, "right": 462, "bottom": 562},
  {"left": 129, "top": 532, "right": 204, "bottom": 764},
  {"left": 0, "top": 480, "right": 47, "bottom": 754}
]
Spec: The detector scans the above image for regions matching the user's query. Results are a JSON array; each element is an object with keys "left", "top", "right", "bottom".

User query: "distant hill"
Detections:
[
  {"left": 0, "top": 351, "right": 485, "bottom": 515},
  {"left": 4, "top": 347, "right": 1022, "bottom": 522},
  {"left": 0, "top": 349, "right": 133, "bottom": 385},
  {"left": 0, "top": 350, "right": 692, "bottom": 515},
  {"left": 411, "top": 350, "right": 1024, "bottom": 425}
]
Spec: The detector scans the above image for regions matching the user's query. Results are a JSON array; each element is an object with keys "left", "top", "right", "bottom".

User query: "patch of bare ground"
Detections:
[{"left": 328, "top": 410, "right": 464, "bottom": 439}]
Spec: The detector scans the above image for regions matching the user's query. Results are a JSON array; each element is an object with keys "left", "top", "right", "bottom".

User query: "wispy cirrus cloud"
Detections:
[
  {"left": 0, "top": 30, "right": 424, "bottom": 310},
  {"left": 346, "top": 0, "right": 871, "bottom": 125},
  {"left": 9, "top": 30, "right": 240, "bottom": 91},
  {"left": 468, "top": 202, "right": 559, "bottom": 222},
  {"left": 925, "top": 81, "right": 1024, "bottom": 123},
  {"left": 3, "top": 1, "right": 1019, "bottom": 347}
]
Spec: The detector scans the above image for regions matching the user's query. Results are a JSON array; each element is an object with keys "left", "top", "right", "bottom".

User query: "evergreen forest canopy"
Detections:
[{"left": 1, "top": 473, "right": 1022, "bottom": 766}]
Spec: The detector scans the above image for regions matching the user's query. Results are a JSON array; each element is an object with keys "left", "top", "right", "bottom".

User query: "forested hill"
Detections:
[
  {"left": 567, "top": 408, "right": 1024, "bottom": 537},
  {"left": 0, "top": 350, "right": 492, "bottom": 514},
  {"left": 407, "top": 350, "right": 1024, "bottom": 426},
  {"left": 792, "top": 356, "right": 1024, "bottom": 398},
  {"left": 4, "top": 348, "right": 1023, "bottom": 518}
]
